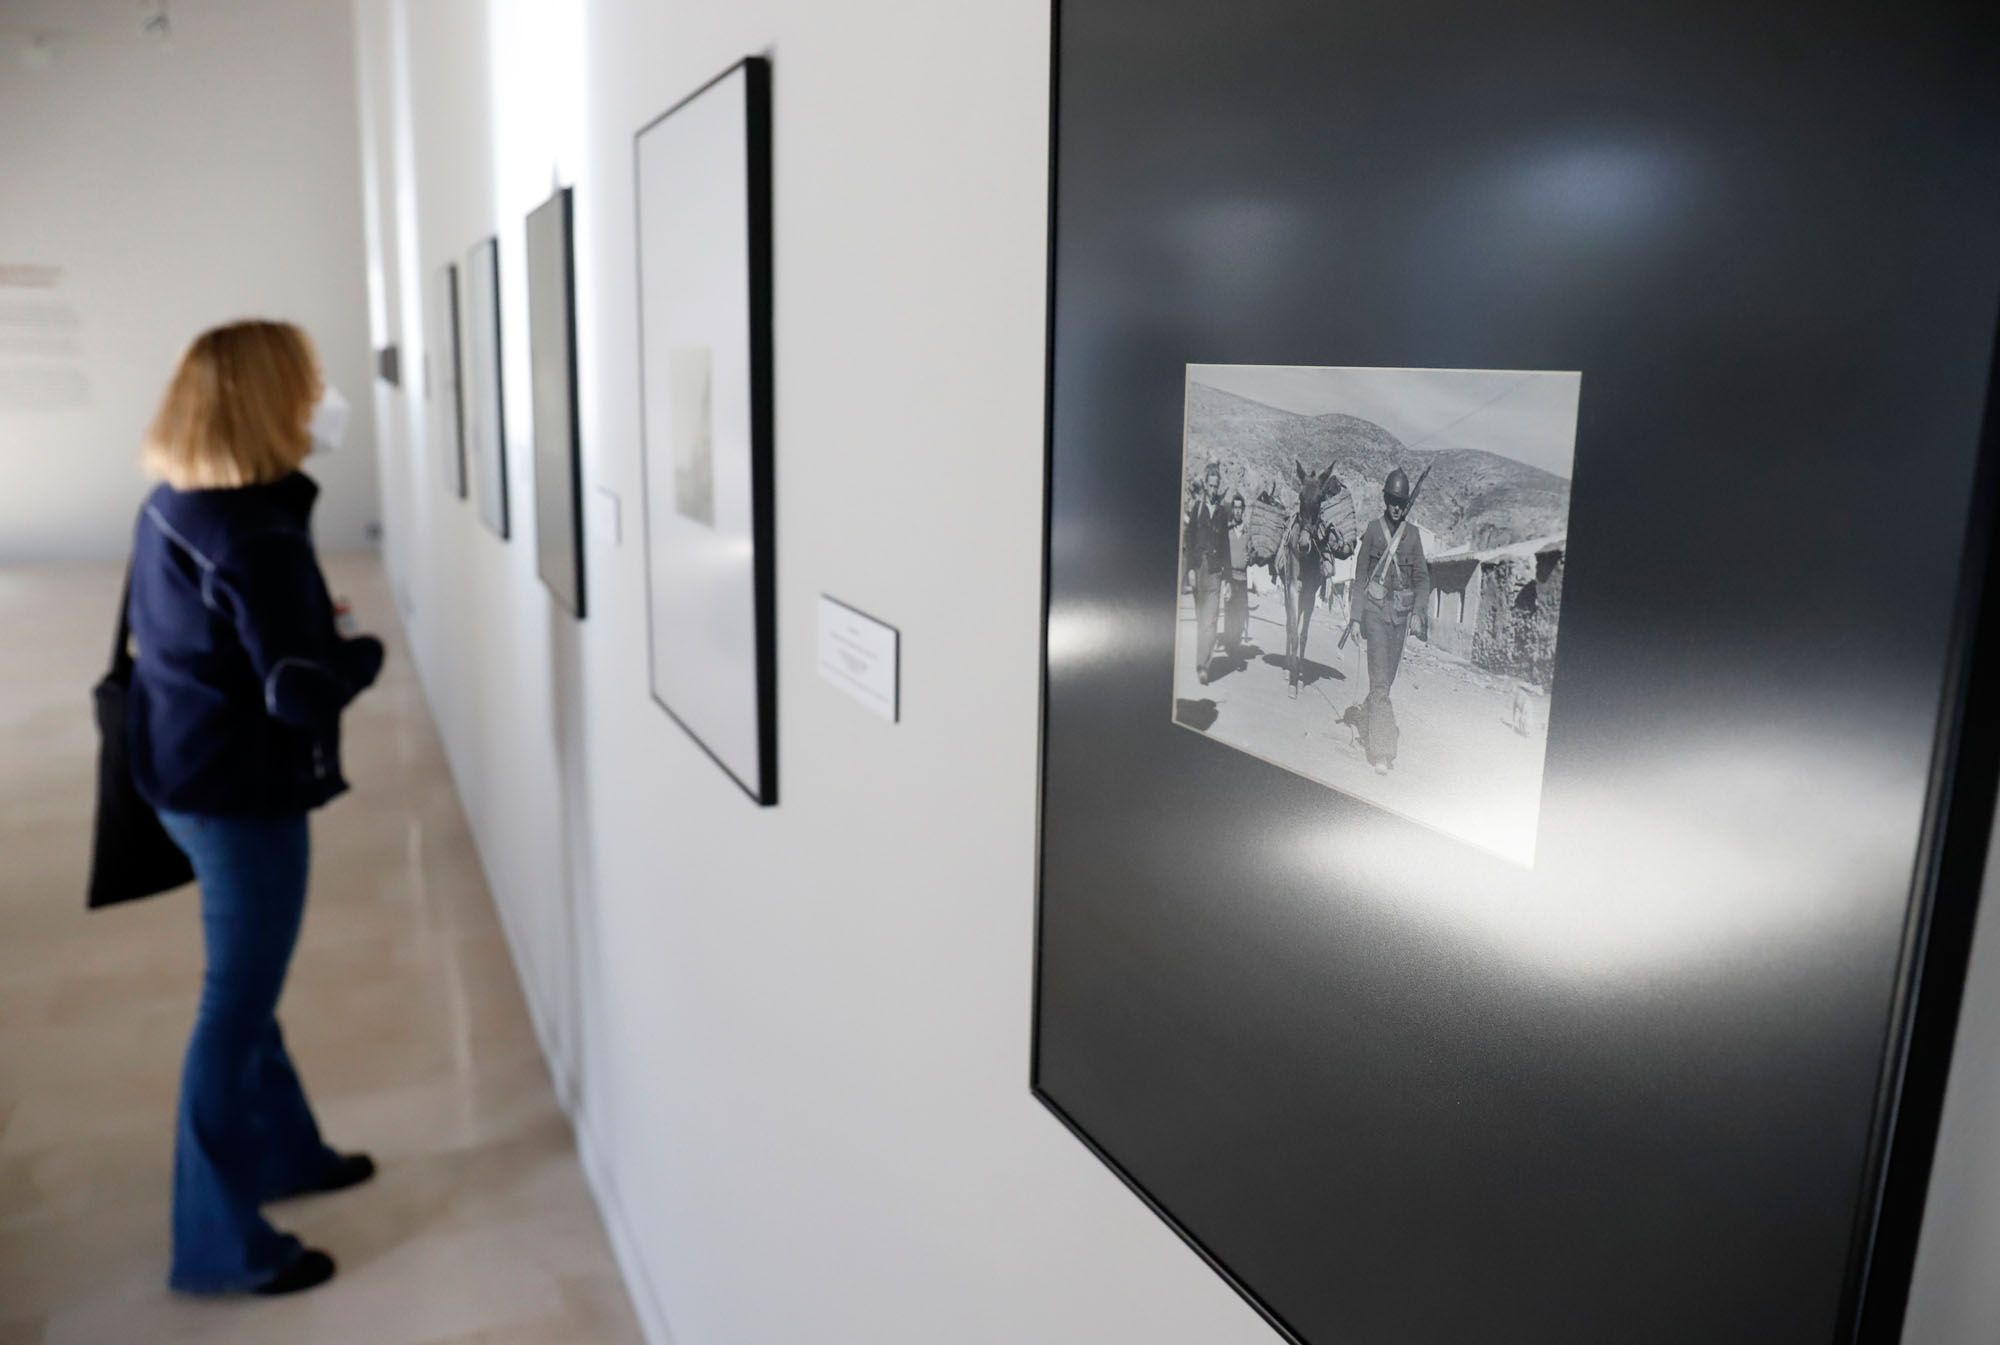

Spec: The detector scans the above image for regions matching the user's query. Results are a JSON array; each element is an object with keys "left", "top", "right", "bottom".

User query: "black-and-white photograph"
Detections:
[
  {"left": 428, "top": 262, "right": 466, "bottom": 500},
  {"left": 526, "top": 186, "right": 585, "bottom": 617},
  {"left": 1173, "top": 364, "right": 1580, "bottom": 864},
  {"left": 669, "top": 344, "right": 715, "bottom": 526},
  {"left": 464, "top": 236, "right": 509, "bottom": 539}
]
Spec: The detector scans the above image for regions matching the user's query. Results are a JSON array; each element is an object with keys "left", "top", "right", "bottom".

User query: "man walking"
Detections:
[
  {"left": 1342, "top": 468, "right": 1431, "bottom": 773},
  {"left": 1183, "top": 462, "right": 1231, "bottom": 685},
  {"left": 1224, "top": 492, "right": 1251, "bottom": 653}
]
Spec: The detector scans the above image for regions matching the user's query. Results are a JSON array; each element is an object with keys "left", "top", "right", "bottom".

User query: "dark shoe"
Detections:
[
  {"left": 255, "top": 1249, "right": 336, "bottom": 1296},
  {"left": 314, "top": 1152, "right": 376, "bottom": 1195},
  {"left": 272, "top": 1152, "right": 376, "bottom": 1202}
]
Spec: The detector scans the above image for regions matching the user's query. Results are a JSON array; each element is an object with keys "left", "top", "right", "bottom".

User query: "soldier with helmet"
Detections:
[{"left": 1342, "top": 468, "right": 1431, "bottom": 774}]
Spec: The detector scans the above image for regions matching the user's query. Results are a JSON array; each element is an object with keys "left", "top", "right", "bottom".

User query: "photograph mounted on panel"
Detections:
[
  {"left": 429, "top": 262, "right": 467, "bottom": 499},
  {"left": 634, "top": 56, "right": 776, "bottom": 804},
  {"left": 526, "top": 186, "right": 586, "bottom": 617},
  {"left": 464, "top": 236, "right": 509, "bottom": 539},
  {"left": 1174, "top": 365, "right": 1579, "bottom": 866},
  {"left": 669, "top": 345, "right": 715, "bottom": 526}
]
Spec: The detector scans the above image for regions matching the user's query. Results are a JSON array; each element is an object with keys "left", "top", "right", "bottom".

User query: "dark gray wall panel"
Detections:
[{"left": 1033, "top": 2, "right": 1999, "bottom": 1343}]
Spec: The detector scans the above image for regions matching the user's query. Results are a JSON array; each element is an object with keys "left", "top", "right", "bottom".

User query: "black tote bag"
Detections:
[{"left": 87, "top": 568, "right": 194, "bottom": 909}]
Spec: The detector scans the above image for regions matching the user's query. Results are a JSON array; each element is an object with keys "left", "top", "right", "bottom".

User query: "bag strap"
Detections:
[
  {"left": 106, "top": 500, "right": 157, "bottom": 677},
  {"left": 1369, "top": 517, "right": 1406, "bottom": 586},
  {"left": 108, "top": 561, "right": 136, "bottom": 679}
]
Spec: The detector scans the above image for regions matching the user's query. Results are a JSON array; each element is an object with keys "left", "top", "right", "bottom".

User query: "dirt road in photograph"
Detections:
[{"left": 1171, "top": 585, "right": 1548, "bottom": 864}]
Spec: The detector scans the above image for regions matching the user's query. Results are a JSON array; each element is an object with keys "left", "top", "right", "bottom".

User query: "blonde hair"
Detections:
[{"left": 142, "top": 320, "right": 321, "bottom": 489}]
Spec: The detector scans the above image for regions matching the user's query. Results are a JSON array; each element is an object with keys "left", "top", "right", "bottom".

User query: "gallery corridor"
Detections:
[{"left": 0, "top": 556, "right": 643, "bottom": 1345}]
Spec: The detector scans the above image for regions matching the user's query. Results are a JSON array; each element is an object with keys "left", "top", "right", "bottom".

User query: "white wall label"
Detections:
[{"left": 817, "top": 595, "right": 899, "bottom": 723}]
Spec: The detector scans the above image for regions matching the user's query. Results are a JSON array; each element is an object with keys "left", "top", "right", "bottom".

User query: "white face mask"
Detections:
[{"left": 307, "top": 384, "right": 350, "bottom": 455}]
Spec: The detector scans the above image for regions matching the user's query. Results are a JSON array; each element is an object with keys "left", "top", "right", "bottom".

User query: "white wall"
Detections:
[
  {"left": 355, "top": 3, "right": 2000, "bottom": 1341},
  {"left": 0, "top": 0, "right": 378, "bottom": 561},
  {"left": 351, "top": 2, "right": 1285, "bottom": 1343}
]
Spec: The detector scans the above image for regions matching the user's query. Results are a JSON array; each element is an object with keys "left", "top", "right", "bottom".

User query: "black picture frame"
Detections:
[
  {"left": 433, "top": 261, "right": 468, "bottom": 500},
  {"left": 1029, "top": 4, "right": 2000, "bottom": 1344},
  {"left": 632, "top": 56, "right": 776, "bottom": 806},
  {"left": 1850, "top": 342, "right": 2000, "bottom": 1338},
  {"left": 465, "top": 234, "right": 510, "bottom": 540},
  {"left": 527, "top": 185, "right": 587, "bottom": 619}
]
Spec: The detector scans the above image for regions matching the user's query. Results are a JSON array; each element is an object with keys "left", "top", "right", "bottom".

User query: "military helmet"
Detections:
[{"left": 1383, "top": 468, "right": 1411, "bottom": 506}]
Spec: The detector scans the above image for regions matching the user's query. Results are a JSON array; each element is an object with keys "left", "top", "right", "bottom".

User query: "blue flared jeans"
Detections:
[{"left": 157, "top": 810, "right": 337, "bottom": 1292}]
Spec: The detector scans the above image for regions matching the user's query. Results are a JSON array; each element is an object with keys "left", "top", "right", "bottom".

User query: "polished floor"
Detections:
[{"left": 0, "top": 555, "right": 644, "bottom": 1345}]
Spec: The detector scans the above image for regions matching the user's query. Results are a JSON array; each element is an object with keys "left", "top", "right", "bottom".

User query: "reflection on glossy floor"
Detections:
[{"left": 0, "top": 554, "right": 644, "bottom": 1345}]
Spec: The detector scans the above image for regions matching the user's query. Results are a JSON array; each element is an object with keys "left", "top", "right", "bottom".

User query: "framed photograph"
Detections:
[
  {"left": 1173, "top": 364, "right": 1580, "bottom": 867},
  {"left": 1033, "top": 4, "right": 2000, "bottom": 1344},
  {"left": 633, "top": 57, "right": 776, "bottom": 805},
  {"left": 428, "top": 262, "right": 467, "bottom": 499},
  {"left": 464, "top": 235, "right": 509, "bottom": 539},
  {"left": 527, "top": 186, "right": 586, "bottom": 617}
]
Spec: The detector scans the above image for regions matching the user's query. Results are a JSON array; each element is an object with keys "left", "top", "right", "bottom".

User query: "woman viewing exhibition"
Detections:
[{"left": 127, "top": 320, "right": 383, "bottom": 1296}]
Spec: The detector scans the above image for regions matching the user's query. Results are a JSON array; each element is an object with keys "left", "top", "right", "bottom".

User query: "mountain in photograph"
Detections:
[{"left": 1184, "top": 380, "right": 1571, "bottom": 552}]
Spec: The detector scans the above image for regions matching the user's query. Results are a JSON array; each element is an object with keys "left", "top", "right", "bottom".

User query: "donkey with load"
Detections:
[{"left": 1238, "top": 461, "right": 1362, "bottom": 698}]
